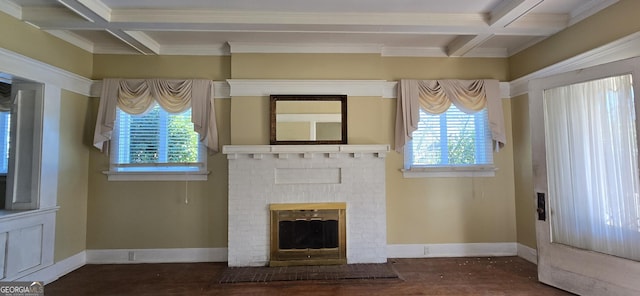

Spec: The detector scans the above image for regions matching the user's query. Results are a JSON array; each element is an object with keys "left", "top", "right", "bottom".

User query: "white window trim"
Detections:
[
  {"left": 402, "top": 165, "right": 497, "bottom": 178},
  {"left": 103, "top": 106, "right": 209, "bottom": 182},
  {"left": 102, "top": 170, "right": 210, "bottom": 181},
  {"left": 403, "top": 106, "right": 496, "bottom": 178}
]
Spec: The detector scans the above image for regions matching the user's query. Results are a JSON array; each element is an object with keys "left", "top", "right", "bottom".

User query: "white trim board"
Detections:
[
  {"left": 387, "top": 243, "right": 518, "bottom": 258},
  {"left": 509, "top": 31, "right": 640, "bottom": 98},
  {"left": 0, "top": 48, "right": 92, "bottom": 96},
  {"left": 17, "top": 251, "right": 86, "bottom": 284},
  {"left": 227, "top": 80, "right": 510, "bottom": 99},
  {"left": 517, "top": 243, "right": 537, "bottom": 264},
  {"left": 86, "top": 248, "right": 228, "bottom": 264}
]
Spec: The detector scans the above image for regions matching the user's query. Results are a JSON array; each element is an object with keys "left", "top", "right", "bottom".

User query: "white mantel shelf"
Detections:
[{"left": 222, "top": 144, "right": 390, "bottom": 159}]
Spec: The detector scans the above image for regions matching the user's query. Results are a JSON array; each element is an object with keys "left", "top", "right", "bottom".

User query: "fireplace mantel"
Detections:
[{"left": 222, "top": 144, "right": 389, "bottom": 159}]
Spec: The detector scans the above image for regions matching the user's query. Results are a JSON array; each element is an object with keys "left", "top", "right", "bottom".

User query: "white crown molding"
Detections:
[
  {"left": 381, "top": 47, "right": 448, "bottom": 57},
  {"left": 509, "top": 31, "right": 640, "bottom": 98},
  {"left": 0, "top": 0, "right": 21, "bottom": 19},
  {"left": 229, "top": 42, "right": 382, "bottom": 54},
  {"left": 160, "top": 44, "right": 230, "bottom": 56},
  {"left": 464, "top": 47, "right": 509, "bottom": 58},
  {"left": 387, "top": 243, "right": 517, "bottom": 258},
  {"left": 227, "top": 79, "right": 391, "bottom": 97},
  {"left": 0, "top": 48, "right": 92, "bottom": 96},
  {"left": 86, "top": 248, "right": 228, "bottom": 264},
  {"left": 17, "top": 251, "right": 86, "bottom": 284}
]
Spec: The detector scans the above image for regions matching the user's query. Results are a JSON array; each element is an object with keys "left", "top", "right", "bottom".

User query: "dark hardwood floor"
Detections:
[{"left": 45, "top": 257, "right": 573, "bottom": 295}]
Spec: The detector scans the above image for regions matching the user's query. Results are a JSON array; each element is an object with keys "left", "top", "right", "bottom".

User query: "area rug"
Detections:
[{"left": 218, "top": 263, "right": 400, "bottom": 283}]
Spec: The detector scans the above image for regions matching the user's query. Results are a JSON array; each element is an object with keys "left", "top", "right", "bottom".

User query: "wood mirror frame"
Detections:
[{"left": 270, "top": 94, "right": 347, "bottom": 145}]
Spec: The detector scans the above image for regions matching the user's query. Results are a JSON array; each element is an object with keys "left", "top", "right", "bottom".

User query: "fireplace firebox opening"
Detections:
[{"left": 270, "top": 203, "right": 346, "bottom": 266}]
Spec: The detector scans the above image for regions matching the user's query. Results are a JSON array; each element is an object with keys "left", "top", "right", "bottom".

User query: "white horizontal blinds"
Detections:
[
  {"left": 114, "top": 103, "right": 199, "bottom": 166},
  {"left": 411, "top": 105, "right": 492, "bottom": 166},
  {"left": 0, "top": 111, "right": 9, "bottom": 173}
]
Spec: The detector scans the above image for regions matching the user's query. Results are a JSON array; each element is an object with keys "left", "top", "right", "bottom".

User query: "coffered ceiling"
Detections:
[{"left": 1, "top": 0, "right": 618, "bottom": 57}]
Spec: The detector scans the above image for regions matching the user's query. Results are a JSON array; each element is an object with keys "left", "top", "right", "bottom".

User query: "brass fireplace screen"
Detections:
[{"left": 269, "top": 203, "right": 346, "bottom": 266}]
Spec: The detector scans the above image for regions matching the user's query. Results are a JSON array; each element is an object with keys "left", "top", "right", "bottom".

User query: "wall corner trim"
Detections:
[{"left": 517, "top": 243, "right": 537, "bottom": 264}]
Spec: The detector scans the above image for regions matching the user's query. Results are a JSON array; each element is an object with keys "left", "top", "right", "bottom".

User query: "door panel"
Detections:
[{"left": 530, "top": 58, "right": 640, "bottom": 295}]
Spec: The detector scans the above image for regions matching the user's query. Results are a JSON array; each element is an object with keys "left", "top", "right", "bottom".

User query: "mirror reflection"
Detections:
[
  {"left": 275, "top": 101, "right": 342, "bottom": 141},
  {"left": 270, "top": 95, "right": 347, "bottom": 145}
]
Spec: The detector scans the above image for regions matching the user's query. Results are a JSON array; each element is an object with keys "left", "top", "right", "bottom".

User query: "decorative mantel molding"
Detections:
[{"left": 222, "top": 144, "right": 390, "bottom": 160}]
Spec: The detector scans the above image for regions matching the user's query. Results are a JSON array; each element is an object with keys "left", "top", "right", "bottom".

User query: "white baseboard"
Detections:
[
  {"left": 517, "top": 243, "right": 538, "bottom": 264},
  {"left": 17, "top": 251, "right": 86, "bottom": 284},
  {"left": 86, "top": 248, "right": 228, "bottom": 264},
  {"left": 387, "top": 243, "right": 518, "bottom": 258}
]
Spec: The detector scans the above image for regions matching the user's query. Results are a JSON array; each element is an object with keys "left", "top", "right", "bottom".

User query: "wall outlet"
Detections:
[
  {"left": 423, "top": 246, "right": 430, "bottom": 255},
  {"left": 128, "top": 251, "right": 135, "bottom": 261}
]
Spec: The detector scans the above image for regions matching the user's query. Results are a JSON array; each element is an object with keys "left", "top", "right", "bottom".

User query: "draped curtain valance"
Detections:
[
  {"left": 93, "top": 78, "right": 218, "bottom": 153},
  {"left": 394, "top": 79, "right": 506, "bottom": 152}
]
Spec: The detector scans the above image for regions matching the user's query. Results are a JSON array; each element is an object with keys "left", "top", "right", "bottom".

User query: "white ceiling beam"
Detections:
[
  {"left": 490, "top": 0, "right": 544, "bottom": 28},
  {"left": 444, "top": 0, "right": 545, "bottom": 57},
  {"left": 77, "top": 0, "right": 111, "bottom": 22},
  {"left": 446, "top": 34, "right": 493, "bottom": 57},
  {"left": 0, "top": 0, "right": 22, "bottom": 19},
  {"left": 53, "top": 0, "right": 159, "bottom": 55},
  {"left": 110, "top": 10, "right": 487, "bottom": 27}
]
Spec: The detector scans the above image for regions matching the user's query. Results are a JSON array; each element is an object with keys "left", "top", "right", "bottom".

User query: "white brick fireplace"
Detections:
[{"left": 223, "top": 145, "right": 389, "bottom": 267}]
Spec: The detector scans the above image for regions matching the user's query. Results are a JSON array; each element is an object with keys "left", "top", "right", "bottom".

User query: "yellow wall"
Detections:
[
  {"left": 0, "top": 12, "right": 92, "bottom": 78},
  {"left": 86, "top": 55, "right": 231, "bottom": 249},
  {"left": 229, "top": 54, "right": 517, "bottom": 245},
  {"left": 54, "top": 90, "right": 90, "bottom": 261},
  {"left": 510, "top": 94, "right": 536, "bottom": 248},
  {"left": 0, "top": 12, "right": 93, "bottom": 262}
]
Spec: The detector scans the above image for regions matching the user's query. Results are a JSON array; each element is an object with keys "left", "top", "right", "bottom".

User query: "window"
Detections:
[
  {"left": 404, "top": 105, "right": 494, "bottom": 177},
  {"left": 109, "top": 103, "right": 207, "bottom": 180},
  {"left": 0, "top": 111, "right": 10, "bottom": 174}
]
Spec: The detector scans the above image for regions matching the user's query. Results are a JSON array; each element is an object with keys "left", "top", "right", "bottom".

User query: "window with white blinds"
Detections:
[
  {"left": 0, "top": 111, "right": 10, "bottom": 174},
  {"left": 111, "top": 103, "right": 205, "bottom": 173},
  {"left": 407, "top": 105, "right": 492, "bottom": 168}
]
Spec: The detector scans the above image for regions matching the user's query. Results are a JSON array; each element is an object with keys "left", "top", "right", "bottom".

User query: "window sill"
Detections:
[
  {"left": 102, "top": 170, "right": 210, "bottom": 181},
  {"left": 402, "top": 166, "right": 496, "bottom": 178}
]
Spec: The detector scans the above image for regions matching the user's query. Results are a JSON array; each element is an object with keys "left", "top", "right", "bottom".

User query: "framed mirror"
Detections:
[{"left": 270, "top": 94, "right": 347, "bottom": 145}]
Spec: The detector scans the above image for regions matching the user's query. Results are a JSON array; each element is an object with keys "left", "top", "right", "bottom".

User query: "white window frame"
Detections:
[
  {"left": 403, "top": 106, "right": 496, "bottom": 178},
  {"left": 103, "top": 104, "right": 208, "bottom": 181}
]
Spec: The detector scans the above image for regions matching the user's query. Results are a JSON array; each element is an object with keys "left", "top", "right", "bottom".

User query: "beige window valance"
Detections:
[
  {"left": 93, "top": 78, "right": 218, "bottom": 153},
  {"left": 394, "top": 79, "right": 506, "bottom": 152}
]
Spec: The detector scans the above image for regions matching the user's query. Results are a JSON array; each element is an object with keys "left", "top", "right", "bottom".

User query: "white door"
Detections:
[{"left": 530, "top": 58, "right": 640, "bottom": 295}]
